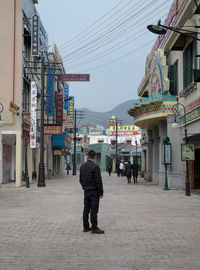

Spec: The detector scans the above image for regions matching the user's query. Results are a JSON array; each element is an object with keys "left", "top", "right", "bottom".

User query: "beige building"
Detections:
[
  {"left": 0, "top": 0, "right": 55, "bottom": 187},
  {"left": 0, "top": 0, "right": 23, "bottom": 186},
  {"left": 129, "top": 0, "right": 200, "bottom": 192}
]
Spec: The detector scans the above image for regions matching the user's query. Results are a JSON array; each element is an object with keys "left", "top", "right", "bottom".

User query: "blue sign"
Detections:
[
  {"left": 64, "top": 84, "right": 69, "bottom": 112},
  {"left": 52, "top": 132, "right": 66, "bottom": 147},
  {"left": 46, "top": 68, "right": 55, "bottom": 115}
]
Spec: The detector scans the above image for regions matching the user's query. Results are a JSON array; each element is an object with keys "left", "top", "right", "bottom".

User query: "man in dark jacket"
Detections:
[{"left": 79, "top": 150, "right": 104, "bottom": 234}]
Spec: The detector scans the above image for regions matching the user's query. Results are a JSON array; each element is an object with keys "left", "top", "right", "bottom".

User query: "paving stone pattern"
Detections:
[{"left": 0, "top": 173, "right": 200, "bottom": 270}]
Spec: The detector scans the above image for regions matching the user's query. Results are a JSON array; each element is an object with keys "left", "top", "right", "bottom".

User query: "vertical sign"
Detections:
[
  {"left": 55, "top": 92, "right": 63, "bottom": 125},
  {"left": 46, "top": 68, "right": 55, "bottom": 115},
  {"left": 64, "top": 83, "right": 69, "bottom": 112},
  {"left": 31, "top": 14, "right": 40, "bottom": 57},
  {"left": 30, "top": 82, "right": 37, "bottom": 148},
  {"left": 68, "top": 96, "right": 74, "bottom": 125}
]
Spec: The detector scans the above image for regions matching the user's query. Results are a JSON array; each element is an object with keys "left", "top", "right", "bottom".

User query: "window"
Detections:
[
  {"left": 169, "top": 61, "right": 178, "bottom": 95},
  {"left": 183, "top": 40, "right": 196, "bottom": 89}
]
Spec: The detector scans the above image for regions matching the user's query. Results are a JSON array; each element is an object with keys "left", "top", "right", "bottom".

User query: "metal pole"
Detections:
[
  {"left": 164, "top": 164, "right": 169, "bottom": 190},
  {"left": 72, "top": 109, "right": 77, "bottom": 175},
  {"left": 115, "top": 118, "right": 118, "bottom": 173},
  {"left": 24, "top": 136, "right": 30, "bottom": 188},
  {"left": 38, "top": 53, "right": 46, "bottom": 187},
  {"left": 135, "top": 140, "right": 137, "bottom": 164},
  {"left": 184, "top": 115, "right": 190, "bottom": 196}
]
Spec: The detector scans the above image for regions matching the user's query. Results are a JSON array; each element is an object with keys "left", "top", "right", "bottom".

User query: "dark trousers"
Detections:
[{"left": 83, "top": 190, "right": 100, "bottom": 229}]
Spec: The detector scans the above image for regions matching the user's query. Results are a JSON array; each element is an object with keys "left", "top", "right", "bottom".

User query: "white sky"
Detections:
[{"left": 37, "top": 0, "right": 173, "bottom": 112}]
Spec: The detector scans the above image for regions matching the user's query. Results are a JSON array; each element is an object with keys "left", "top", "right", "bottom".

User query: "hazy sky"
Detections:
[{"left": 37, "top": 0, "right": 173, "bottom": 112}]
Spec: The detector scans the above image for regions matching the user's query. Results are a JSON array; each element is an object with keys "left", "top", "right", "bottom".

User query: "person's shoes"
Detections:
[
  {"left": 83, "top": 227, "right": 91, "bottom": 232},
  {"left": 91, "top": 227, "right": 104, "bottom": 234}
]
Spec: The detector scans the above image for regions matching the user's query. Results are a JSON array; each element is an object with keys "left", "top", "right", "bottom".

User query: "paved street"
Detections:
[{"left": 0, "top": 173, "right": 200, "bottom": 270}]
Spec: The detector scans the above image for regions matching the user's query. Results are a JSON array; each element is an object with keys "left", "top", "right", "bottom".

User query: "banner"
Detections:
[
  {"left": 30, "top": 81, "right": 37, "bottom": 148},
  {"left": 64, "top": 83, "right": 69, "bottom": 112},
  {"left": 31, "top": 14, "right": 40, "bottom": 57},
  {"left": 46, "top": 68, "right": 55, "bottom": 115}
]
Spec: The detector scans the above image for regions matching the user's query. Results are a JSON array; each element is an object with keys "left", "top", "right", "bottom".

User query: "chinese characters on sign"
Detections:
[
  {"left": 181, "top": 144, "right": 195, "bottom": 161},
  {"left": 68, "top": 96, "right": 74, "bottom": 125},
  {"left": 55, "top": 92, "right": 63, "bottom": 125},
  {"left": 58, "top": 74, "right": 90, "bottom": 82},
  {"left": 46, "top": 68, "right": 55, "bottom": 115},
  {"left": 31, "top": 14, "right": 40, "bottom": 57},
  {"left": 44, "top": 125, "right": 62, "bottom": 135},
  {"left": 30, "top": 82, "right": 37, "bottom": 148},
  {"left": 162, "top": 144, "right": 171, "bottom": 165}
]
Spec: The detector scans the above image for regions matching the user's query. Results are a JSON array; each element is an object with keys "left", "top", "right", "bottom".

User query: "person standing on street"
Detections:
[
  {"left": 107, "top": 162, "right": 112, "bottom": 176},
  {"left": 126, "top": 161, "right": 132, "bottom": 184},
  {"left": 79, "top": 150, "right": 104, "bottom": 234},
  {"left": 132, "top": 160, "right": 139, "bottom": 183}
]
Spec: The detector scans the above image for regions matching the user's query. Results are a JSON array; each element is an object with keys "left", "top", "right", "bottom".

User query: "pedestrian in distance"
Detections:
[
  {"left": 79, "top": 149, "right": 104, "bottom": 234},
  {"left": 116, "top": 161, "right": 120, "bottom": 177},
  {"left": 107, "top": 162, "right": 112, "bottom": 176},
  {"left": 119, "top": 161, "right": 124, "bottom": 177},
  {"left": 132, "top": 160, "right": 139, "bottom": 183},
  {"left": 126, "top": 161, "right": 132, "bottom": 184}
]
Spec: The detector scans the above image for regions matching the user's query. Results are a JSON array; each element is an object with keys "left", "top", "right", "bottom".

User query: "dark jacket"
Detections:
[
  {"left": 132, "top": 163, "right": 138, "bottom": 177},
  {"left": 79, "top": 160, "right": 104, "bottom": 196},
  {"left": 125, "top": 163, "right": 132, "bottom": 178}
]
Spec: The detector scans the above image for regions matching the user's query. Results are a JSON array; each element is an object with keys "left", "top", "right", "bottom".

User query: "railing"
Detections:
[{"left": 133, "top": 92, "right": 176, "bottom": 107}]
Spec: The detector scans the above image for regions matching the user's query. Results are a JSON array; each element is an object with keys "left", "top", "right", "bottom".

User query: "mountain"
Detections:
[{"left": 78, "top": 100, "right": 134, "bottom": 127}]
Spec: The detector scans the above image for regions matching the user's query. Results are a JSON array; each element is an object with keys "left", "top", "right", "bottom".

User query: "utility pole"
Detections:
[
  {"left": 38, "top": 52, "right": 45, "bottom": 187},
  {"left": 72, "top": 109, "right": 77, "bottom": 175},
  {"left": 109, "top": 116, "right": 123, "bottom": 173},
  {"left": 72, "top": 109, "right": 85, "bottom": 176}
]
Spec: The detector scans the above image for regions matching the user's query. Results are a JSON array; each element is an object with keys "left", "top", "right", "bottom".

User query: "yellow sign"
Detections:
[{"left": 9, "top": 101, "right": 19, "bottom": 115}]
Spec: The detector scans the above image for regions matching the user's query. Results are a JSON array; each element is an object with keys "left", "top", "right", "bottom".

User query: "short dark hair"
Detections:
[{"left": 87, "top": 149, "right": 96, "bottom": 159}]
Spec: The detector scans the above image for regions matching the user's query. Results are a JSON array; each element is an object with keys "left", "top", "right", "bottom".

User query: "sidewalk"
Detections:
[{"left": 0, "top": 173, "right": 200, "bottom": 270}]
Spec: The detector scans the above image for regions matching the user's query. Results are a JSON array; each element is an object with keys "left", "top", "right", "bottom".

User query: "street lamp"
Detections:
[
  {"left": 135, "top": 139, "right": 138, "bottom": 165},
  {"left": 172, "top": 103, "right": 190, "bottom": 196},
  {"left": 147, "top": 20, "right": 200, "bottom": 41}
]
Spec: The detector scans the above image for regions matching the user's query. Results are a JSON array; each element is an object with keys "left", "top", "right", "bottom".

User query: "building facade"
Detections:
[{"left": 129, "top": 0, "right": 200, "bottom": 191}]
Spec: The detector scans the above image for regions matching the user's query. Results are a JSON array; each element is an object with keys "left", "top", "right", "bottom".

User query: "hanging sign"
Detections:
[
  {"left": 31, "top": 14, "right": 40, "bottom": 57},
  {"left": 58, "top": 74, "right": 90, "bottom": 81},
  {"left": 46, "top": 68, "right": 55, "bottom": 115},
  {"left": 30, "top": 81, "right": 37, "bottom": 148}
]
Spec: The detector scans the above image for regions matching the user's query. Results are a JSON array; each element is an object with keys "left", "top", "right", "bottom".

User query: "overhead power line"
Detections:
[
  {"left": 63, "top": 1, "right": 172, "bottom": 68},
  {"left": 59, "top": 0, "right": 128, "bottom": 50}
]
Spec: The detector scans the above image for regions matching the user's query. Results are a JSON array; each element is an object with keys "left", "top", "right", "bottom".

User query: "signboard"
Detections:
[
  {"left": 64, "top": 84, "right": 69, "bottom": 111},
  {"left": 9, "top": 101, "right": 19, "bottom": 115},
  {"left": 31, "top": 14, "right": 40, "bottom": 57},
  {"left": 181, "top": 144, "right": 195, "bottom": 161},
  {"left": 162, "top": 143, "right": 171, "bottom": 165},
  {"left": 58, "top": 74, "right": 90, "bottom": 82},
  {"left": 30, "top": 82, "right": 37, "bottom": 148},
  {"left": 68, "top": 96, "right": 74, "bottom": 125},
  {"left": 54, "top": 150, "right": 62, "bottom": 155},
  {"left": 44, "top": 125, "right": 62, "bottom": 135},
  {"left": 46, "top": 68, "right": 55, "bottom": 115},
  {"left": 55, "top": 92, "right": 63, "bottom": 125},
  {"left": 111, "top": 131, "right": 139, "bottom": 136}
]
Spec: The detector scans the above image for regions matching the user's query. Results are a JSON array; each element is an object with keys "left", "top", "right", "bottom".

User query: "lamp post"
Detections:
[
  {"left": 135, "top": 139, "right": 138, "bottom": 165},
  {"left": 24, "top": 130, "right": 30, "bottom": 188},
  {"left": 38, "top": 52, "right": 46, "bottom": 187},
  {"left": 172, "top": 103, "right": 190, "bottom": 196},
  {"left": 147, "top": 20, "right": 200, "bottom": 41}
]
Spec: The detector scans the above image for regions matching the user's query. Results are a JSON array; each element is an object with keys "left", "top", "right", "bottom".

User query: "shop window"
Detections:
[
  {"left": 183, "top": 40, "right": 196, "bottom": 89},
  {"left": 169, "top": 61, "right": 178, "bottom": 95}
]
